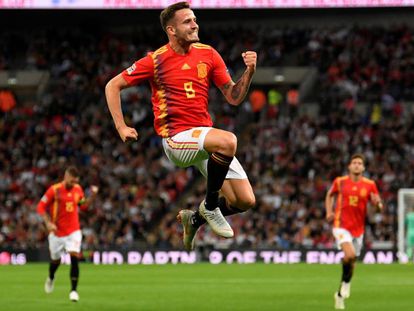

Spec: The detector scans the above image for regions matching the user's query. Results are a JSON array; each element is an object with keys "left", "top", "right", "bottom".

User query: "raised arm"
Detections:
[
  {"left": 219, "top": 51, "right": 257, "bottom": 106},
  {"left": 78, "top": 185, "right": 99, "bottom": 211},
  {"left": 105, "top": 73, "right": 138, "bottom": 142}
]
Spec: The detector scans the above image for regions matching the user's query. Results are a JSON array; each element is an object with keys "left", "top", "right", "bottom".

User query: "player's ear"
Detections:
[{"left": 166, "top": 24, "right": 175, "bottom": 36}]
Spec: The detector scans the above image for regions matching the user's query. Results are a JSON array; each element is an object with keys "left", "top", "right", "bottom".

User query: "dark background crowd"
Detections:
[{"left": 1, "top": 8, "right": 413, "bottom": 252}]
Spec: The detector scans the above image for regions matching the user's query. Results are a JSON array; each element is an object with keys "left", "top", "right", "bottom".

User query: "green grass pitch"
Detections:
[{"left": 1, "top": 263, "right": 413, "bottom": 310}]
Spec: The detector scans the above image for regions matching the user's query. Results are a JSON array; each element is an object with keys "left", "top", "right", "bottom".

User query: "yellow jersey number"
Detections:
[
  {"left": 184, "top": 82, "right": 195, "bottom": 98},
  {"left": 349, "top": 195, "right": 359, "bottom": 207}
]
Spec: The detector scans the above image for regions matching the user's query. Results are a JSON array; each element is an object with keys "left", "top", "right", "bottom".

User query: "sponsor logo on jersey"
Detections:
[{"left": 181, "top": 63, "right": 191, "bottom": 70}]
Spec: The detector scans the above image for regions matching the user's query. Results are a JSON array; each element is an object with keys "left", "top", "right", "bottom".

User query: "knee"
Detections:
[
  {"left": 343, "top": 255, "right": 356, "bottom": 263},
  {"left": 235, "top": 194, "right": 256, "bottom": 211},
  {"left": 220, "top": 132, "right": 237, "bottom": 156}
]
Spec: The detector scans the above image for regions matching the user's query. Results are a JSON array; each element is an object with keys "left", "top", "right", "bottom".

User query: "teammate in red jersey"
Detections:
[
  {"left": 325, "top": 154, "right": 383, "bottom": 309},
  {"left": 37, "top": 166, "right": 98, "bottom": 302},
  {"left": 105, "top": 1, "right": 256, "bottom": 250}
]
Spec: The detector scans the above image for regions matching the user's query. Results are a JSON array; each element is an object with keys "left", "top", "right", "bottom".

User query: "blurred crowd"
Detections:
[{"left": 1, "top": 22, "right": 414, "bottom": 251}]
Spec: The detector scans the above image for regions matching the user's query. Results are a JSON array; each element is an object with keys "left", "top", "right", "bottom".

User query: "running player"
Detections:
[
  {"left": 325, "top": 154, "right": 383, "bottom": 309},
  {"left": 37, "top": 166, "right": 98, "bottom": 302}
]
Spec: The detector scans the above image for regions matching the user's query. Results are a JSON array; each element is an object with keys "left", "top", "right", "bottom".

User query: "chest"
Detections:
[
  {"left": 342, "top": 182, "right": 370, "bottom": 202},
  {"left": 158, "top": 55, "right": 212, "bottom": 87},
  {"left": 57, "top": 189, "right": 80, "bottom": 205}
]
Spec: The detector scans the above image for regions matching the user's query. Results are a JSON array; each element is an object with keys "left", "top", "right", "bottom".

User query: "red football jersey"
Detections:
[
  {"left": 122, "top": 43, "right": 231, "bottom": 138},
  {"left": 37, "top": 182, "right": 87, "bottom": 237},
  {"left": 330, "top": 175, "right": 379, "bottom": 237}
]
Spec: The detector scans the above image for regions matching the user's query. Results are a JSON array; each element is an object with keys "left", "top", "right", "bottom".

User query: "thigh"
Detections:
[
  {"left": 64, "top": 230, "right": 82, "bottom": 254},
  {"left": 162, "top": 127, "right": 210, "bottom": 168},
  {"left": 352, "top": 235, "right": 364, "bottom": 257},
  {"left": 333, "top": 228, "right": 356, "bottom": 257},
  {"left": 48, "top": 233, "right": 65, "bottom": 261},
  {"left": 203, "top": 128, "right": 237, "bottom": 155}
]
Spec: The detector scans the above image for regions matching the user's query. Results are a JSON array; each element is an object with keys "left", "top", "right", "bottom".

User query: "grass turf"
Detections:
[{"left": 0, "top": 263, "right": 413, "bottom": 311}]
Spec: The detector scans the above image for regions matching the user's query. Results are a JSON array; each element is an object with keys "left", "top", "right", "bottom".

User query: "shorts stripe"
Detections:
[{"left": 166, "top": 138, "right": 199, "bottom": 150}]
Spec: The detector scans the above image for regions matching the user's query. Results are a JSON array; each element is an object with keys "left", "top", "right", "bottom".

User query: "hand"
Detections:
[
  {"left": 90, "top": 185, "right": 99, "bottom": 195},
  {"left": 370, "top": 193, "right": 383, "bottom": 210},
  {"left": 242, "top": 51, "right": 257, "bottom": 73},
  {"left": 46, "top": 222, "right": 57, "bottom": 233},
  {"left": 117, "top": 125, "right": 138, "bottom": 142},
  {"left": 326, "top": 211, "right": 334, "bottom": 223}
]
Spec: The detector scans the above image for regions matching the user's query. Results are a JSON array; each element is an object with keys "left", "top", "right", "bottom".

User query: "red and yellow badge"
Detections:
[
  {"left": 360, "top": 188, "right": 367, "bottom": 197},
  {"left": 192, "top": 130, "right": 202, "bottom": 138},
  {"left": 197, "top": 63, "right": 208, "bottom": 79}
]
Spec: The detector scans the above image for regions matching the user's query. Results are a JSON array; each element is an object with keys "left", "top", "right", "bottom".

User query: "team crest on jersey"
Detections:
[
  {"left": 360, "top": 188, "right": 367, "bottom": 197},
  {"left": 197, "top": 63, "right": 208, "bottom": 79},
  {"left": 126, "top": 63, "right": 136, "bottom": 75}
]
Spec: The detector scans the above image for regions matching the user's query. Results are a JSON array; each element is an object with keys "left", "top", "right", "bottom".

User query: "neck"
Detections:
[
  {"left": 350, "top": 174, "right": 362, "bottom": 182},
  {"left": 63, "top": 182, "right": 72, "bottom": 190},
  {"left": 169, "top": 40, "right": 191, "bottom": 55}
]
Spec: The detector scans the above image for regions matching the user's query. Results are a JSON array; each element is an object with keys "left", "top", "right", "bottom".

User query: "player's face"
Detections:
[
  {"left": 64, "top": 172, "right": 79, "bottom": 189},
  {"left": 348, "top": 158, "right": 365, "bottom": 176},
  {"left": 171, "top": 9, "right": 199, "bottom": 44}
]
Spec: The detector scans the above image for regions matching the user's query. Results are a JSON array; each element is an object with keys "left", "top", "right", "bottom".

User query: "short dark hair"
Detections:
[
  {"left": 65, "top": 166, "right": 80, "bottom": 178},
  {"left": 160, "top": 1, "right": 190, "bottom": 32},
  {"left": 349, "top": 153, "right": 365, "bottom": 164}
]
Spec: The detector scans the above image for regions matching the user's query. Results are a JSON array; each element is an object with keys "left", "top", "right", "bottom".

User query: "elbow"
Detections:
[
  {"left": 106, "top": 75, "right": 127, "bottom": 97},
  {"left": 227, "top": 97, "right": 242, "bottom": 106},
  {"left": 105, "top": 79, "right": 114, "bottom": 95}
]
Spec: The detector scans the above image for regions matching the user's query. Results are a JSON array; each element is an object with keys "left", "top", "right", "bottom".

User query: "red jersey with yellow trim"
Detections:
[
  {"left": 121, "top": 43, "right": 231, "bottom": 138},
  {"left": 37, "top": 182, "right": 87, "bottom": 237},
  {"left": 330, "top": 175, "right": 379, "bottom": 237}
]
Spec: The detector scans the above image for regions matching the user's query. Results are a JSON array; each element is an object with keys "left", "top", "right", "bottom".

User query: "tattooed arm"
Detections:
[{"left": 219, "top": 51, "right": 257, "bottom": 106}]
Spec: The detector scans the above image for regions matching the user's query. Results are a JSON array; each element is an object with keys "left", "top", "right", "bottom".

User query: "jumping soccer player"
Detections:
[{"left": 105, "top": 2, "right": 256, "bottom": 250}]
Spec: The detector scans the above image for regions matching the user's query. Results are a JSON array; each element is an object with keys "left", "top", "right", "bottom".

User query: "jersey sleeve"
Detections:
[
  {"left": 330, "top": 178, "right": 340, "bottom": 194},
  {"left": 121, "top": 54, "right": 154, "bottom": 86},
  {"left": 211, "top": 48, "right": 232, "bottom": 88},
  {"left": 37, "top": 186, "right": 54, "bottom": 215}
]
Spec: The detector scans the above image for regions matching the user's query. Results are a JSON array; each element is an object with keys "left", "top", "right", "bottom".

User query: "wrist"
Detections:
[
  {"left": 116, "top": 123, "right": 126, "bottom": 130},
  {"left": 246, "top": 67, "right": 255, "bottom": 75}
]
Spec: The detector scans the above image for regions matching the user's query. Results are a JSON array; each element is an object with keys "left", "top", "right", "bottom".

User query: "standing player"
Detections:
[
  {"left": 37, "top": 166, "right": 98, "bottom": 302},
  {"left": 105, "top": 1, "right": 256, "bottom": 250},
  {"left": 325, "top": 154, "right": 383, "bottom": 309}
]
